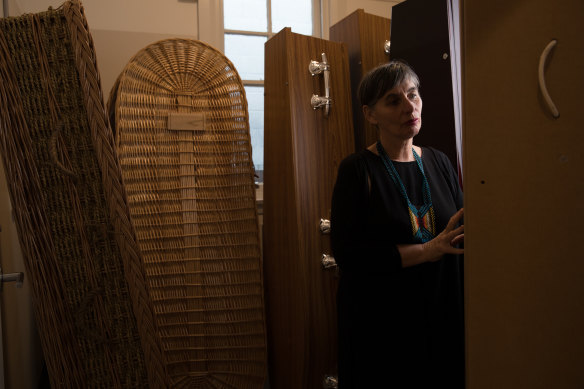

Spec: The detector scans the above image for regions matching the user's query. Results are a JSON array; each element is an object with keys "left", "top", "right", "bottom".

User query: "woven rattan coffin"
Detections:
[
  {"left": 108, "top": 39, "right": 267, "bottom": 387},
  {"left": 0, "top": 1, "right": 165, "bottom": 387}
]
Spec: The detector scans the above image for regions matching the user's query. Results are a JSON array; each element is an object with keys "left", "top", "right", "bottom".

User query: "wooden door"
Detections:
[
  {"left": 263, "top": 28, "right": 354, "bottom": 389},
  {"left": 330, "top": 9, "right": 391, "bottom": 152},
  {"left": 463, "top": 1, "right": 584, "bottom": 387}
]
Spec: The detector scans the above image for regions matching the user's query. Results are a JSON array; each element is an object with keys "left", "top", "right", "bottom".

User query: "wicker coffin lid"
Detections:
[
  {"left": 108, "top": 39, "right": 267, "bottom": 387},
  {"left": 0, "top": 1, "right": 167, "bottom": 387}
]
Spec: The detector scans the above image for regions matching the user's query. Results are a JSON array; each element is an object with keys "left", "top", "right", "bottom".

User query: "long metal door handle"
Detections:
[
  {"left": 309, "top": 53, "right": 331, "bottom": 116},
  {"left": 538, "top": 39, "right": 560, "bottom": 119}
]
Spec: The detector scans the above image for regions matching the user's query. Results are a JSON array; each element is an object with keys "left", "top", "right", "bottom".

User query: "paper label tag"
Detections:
[{"left": 168, "top": 112, "right": 205, "bottom": 131}]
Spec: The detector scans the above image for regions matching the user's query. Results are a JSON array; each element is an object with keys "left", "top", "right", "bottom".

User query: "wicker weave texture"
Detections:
[
  {"left": 0, "top": 1, "right": 166, "bottom": 387},
  {"left": 108, "top": 38, "right": 267, "bottom": 388}
]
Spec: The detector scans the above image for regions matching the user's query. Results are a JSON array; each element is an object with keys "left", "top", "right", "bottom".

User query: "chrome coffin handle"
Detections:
[
  {"left": 319, "top": 218, "right": 331, "bottom": 234},
  {"left": 323, "top": 375, "right": 339, "bottom": 388},
  {"left": 538, "top": 39, "right": 560, "bottom": 119},
  {"left": 321, "top": 254, "right": 337, "bottom": 269},
  {"left": 309, "top": 53, "right": 331, "bottom": 116},
  {"left": 311, "top": 95, "right": 331, "bottom": 111}
]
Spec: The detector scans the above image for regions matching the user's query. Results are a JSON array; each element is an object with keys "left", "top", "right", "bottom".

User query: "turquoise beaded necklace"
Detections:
[{"left": 376, "top": 142, "right": 436, "bottom": 243}]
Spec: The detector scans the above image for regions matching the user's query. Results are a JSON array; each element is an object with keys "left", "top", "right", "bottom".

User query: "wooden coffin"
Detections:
[
  {"left": 330, "top": 9, "right": 391, "bottom": 152},
  {"left": 263, "top": 28, "right": 354, "bottom": 389}
]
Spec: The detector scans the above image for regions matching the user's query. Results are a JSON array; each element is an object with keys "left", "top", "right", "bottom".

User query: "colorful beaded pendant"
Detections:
[{"left": 377, "top": 142, "right": 436, "bottom": 243}]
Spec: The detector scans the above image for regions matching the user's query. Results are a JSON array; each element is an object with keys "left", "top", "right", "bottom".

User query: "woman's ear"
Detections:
[{"left": 363, "top": 105, "right": 377, "bottom": 125}]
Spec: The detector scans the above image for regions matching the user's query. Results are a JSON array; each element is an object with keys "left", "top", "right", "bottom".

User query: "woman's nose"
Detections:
[{"left": 402, "top": 98, "right": 415, "bottom": 112}]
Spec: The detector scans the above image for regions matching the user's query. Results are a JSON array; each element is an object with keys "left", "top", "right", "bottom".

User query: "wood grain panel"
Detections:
[
  {"left": 263, "top": 29, "right": 306, "bottom": 389},
  {"left": 264, "top": 28, "right": 354, "bottom": 389},
  {"left": 330, "top": 9, "right": 391, "bottom": 152}
]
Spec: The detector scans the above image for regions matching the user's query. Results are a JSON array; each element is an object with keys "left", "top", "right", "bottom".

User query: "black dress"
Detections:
[{"left": 331, "top": 147, "right": 464, "bottom": 389}]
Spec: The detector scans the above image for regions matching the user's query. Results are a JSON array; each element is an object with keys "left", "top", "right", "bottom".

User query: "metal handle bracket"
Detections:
[
  {"left": 0, "top": 265, "right": 24, "bottom": 289},
  {"left": 321, "top": 254, "right": 337, "bottom": 269},
  {"left": 319, "top": 218, "right": 331, "bottom": 234},
  {"left": 309, "top": 53, "right": 332, "bottom": 116},
  {"left": 323, "top": 375, "right": 339, "bottom": 388}
]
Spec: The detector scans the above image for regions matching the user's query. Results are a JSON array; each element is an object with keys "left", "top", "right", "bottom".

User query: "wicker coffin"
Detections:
[
  {"left": 108, "top": 39, "right": 267, "bottom": 387},
  {"left": 0, "top": 1, "right": 166, "bottom": 387}
]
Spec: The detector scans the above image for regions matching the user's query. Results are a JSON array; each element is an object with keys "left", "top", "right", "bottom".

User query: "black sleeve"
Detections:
[{"left": 330, "top": 154, "right": 402, "bottom": 275}]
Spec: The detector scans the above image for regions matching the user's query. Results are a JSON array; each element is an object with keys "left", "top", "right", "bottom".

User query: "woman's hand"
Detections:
[
  {"left": 397, "top": 208, "right": 464, "bottom": 267},
  {"left": 425, "top": 208, "right": 464, "bottom": 261}
]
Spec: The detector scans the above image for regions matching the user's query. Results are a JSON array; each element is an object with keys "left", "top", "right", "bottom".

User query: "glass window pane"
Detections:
[
  {"left": 225, "top": 34, "right": 266, "bottom": 81},
  {"left": 224, "top": 0, "right": 267, "bottom": 32},
  {"left": 271, "top": 0, "right": 312, "bottom": 35},
  {"left": 245, "top": 86, "right": 264, "bottom": 174}
]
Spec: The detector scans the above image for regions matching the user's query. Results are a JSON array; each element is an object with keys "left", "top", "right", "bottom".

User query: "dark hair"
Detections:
[{"left": 358, "top": 60, "right": 420, "bottom": 107}]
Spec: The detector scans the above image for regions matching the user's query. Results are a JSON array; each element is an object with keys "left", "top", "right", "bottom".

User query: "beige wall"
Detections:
[
  {"left": 322, "top": 0, "right": 399, "bottom": 39},
  {"left": 0, "top": 167, "right": 41, "bottom": 389},
  {"left": 4, "top": 0, "right": 198, "bottom": 33},
  {"left": 83, "top": 0, "right": 199, "bottom": 100}
]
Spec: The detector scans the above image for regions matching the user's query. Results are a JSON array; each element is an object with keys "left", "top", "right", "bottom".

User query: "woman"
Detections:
[{"left": 331, "top": 61, "right": 465, "bottom": 388}]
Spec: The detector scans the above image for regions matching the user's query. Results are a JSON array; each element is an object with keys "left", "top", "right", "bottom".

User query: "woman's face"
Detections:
[{"left": 364, "top": 78, "right": 422, "bottom": 141}]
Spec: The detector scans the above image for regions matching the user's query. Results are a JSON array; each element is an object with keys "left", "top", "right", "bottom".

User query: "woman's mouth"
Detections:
[{"left": 404, "top": 118, "right": 419, "bottom": 126}]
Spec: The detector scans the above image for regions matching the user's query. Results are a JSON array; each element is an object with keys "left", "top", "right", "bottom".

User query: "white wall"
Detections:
[
  {"left": 322, "top": 0, "right": 399, "bottom": 39},
  {"left": 84, "top": 0, "right": 199, "bottom": 98},
  {"left": 83, "top": 0, "right": 198, "bottom": 35},
  {"left": 0, "top": 164, "right": 41, "bottom": 389},
  {"left": 5, "top": 0, "right": 53, "bottom": 14}
]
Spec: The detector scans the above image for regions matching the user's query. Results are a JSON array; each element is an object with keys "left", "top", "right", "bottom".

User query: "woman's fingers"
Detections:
[
  {"left": 450, "top": 224, "right": 464, "bottom": 237},
  {"left": 446, "top": 208, "right": 464, "bottom": 230},
  {"left": 447, "top": 210, "right": 464, "bottom": 249},
  {"left": 450, "top": 233, "right": 464, "bottom": 246},
  {"left": 449, "top": 246, "right": 464, "bottom": 255},
  {"left": 426, "top": 208, "right": 465, "bottom": 259}
]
